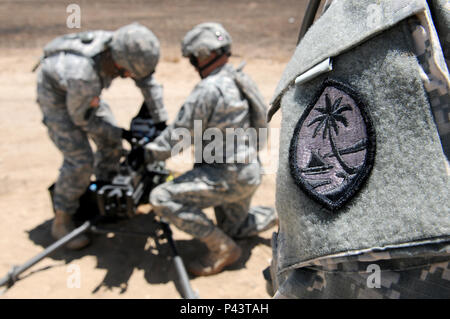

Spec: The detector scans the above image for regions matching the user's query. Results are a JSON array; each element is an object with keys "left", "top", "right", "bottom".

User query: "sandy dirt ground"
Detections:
[{"left": 0, "top": 0, "right": 310, "bottom": 299}]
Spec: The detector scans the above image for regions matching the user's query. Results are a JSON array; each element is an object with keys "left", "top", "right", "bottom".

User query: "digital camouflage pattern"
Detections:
[
  {"left": 273, "top": 241, "right": 450, "bottom": 299},
  {"left": 275, "top": 261, "right": 450, "bottom": 299},
  {"left": 110, "top": 23, "right": 168, "bottom": 123},
  {"left": 146, "top": 64, "right": 260, "bottom": 164},
  {"left": 147, "top": 63, "right": 276, "bottom": 239},
  {"left": 111, "top": 23, "right": 161, "bottom": 80},
  {"left": 43, "top": 30, "right": 112, "bottom": 60},
  {"left": 150, "top": 162, "right": 275, "bottom": 239},
  {"left": 133, "top": 74, "right": 167, "bottom": 124},
  {"left": 37, "top": 25, "right": 167, "bottom": 214},
  {"left": 408, "top": 13, "right": 450, "bottom": 160},
  {"left": 181, "top": 22, "right": 232, "bottom": 59},
  {"left": 428, "top": 0, "right": 449, "bottom": 68},
  {"left": 269, "top": 0, "right": 450, "bottom": 299},
  {"left": 37, "top": 53, "right": 122, "bottom": 214}
]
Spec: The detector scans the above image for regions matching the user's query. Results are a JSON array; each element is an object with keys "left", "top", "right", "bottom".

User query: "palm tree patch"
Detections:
[{"left": 289, "top": 79, "right": 376, "bottom": 211}]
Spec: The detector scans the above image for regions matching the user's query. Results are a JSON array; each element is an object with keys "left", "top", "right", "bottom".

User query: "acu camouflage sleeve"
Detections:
[
  {"left": 145, "top": 83, "right": 219, "bottom": 161},
  {"left": 66, "top": 75, "right": 122, "bottom": 143},
  {"left": 134, "top": 74, "right": 168, "bottom": 123}
]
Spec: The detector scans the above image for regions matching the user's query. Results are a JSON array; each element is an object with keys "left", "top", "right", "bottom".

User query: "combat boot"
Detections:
[
  {"left": 188, "top": 228, "right": 242, "bottom": 276},
  {"left": 51, "top": 210, "right": 90, "bottom": 250}
]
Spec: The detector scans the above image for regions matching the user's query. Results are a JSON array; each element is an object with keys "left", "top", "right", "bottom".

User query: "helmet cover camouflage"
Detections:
[
  {"left": 181, "top": 22, "right": 232, "bottom": 60},
  {"left": 110, "top": 23, "right": 160, "bottom": 79}
]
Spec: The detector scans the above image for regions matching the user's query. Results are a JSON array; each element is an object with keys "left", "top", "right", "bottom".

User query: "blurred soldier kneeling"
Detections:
[{"left": 143, "top": 23, "right": 277, "bottom": 276}]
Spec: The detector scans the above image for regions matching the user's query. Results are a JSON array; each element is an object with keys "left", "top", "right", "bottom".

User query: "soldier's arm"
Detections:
[
  {"left": 65, "top": 66, "right": 122, "bottom": 143},
  {"left": 145, "top": 83, "right": 219, "bottom": 161},
  {"left": 134, "top": 74, "right": 168, "bottom": 124}
]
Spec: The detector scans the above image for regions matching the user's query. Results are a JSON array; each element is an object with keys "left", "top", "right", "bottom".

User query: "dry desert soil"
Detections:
[{"left": 0, "top": 0, "right": 314, "bottom": 298}]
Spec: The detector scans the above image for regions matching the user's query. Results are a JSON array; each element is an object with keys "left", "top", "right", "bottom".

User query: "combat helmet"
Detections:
[
  {"left": 181, "top": 22, "right": 232, "bottom": 62},
  {"left": 110, "top": 23, "right": 160, "bottom": 80}
]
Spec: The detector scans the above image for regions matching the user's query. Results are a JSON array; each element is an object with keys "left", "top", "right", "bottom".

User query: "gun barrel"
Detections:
[{"left": 0, "top": 220, "right": 92, "bottom": 288}]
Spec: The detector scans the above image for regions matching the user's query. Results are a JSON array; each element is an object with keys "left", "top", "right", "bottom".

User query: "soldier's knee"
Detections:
[{"left": 150, "top": 183, "right": 172, "bottom": 211}]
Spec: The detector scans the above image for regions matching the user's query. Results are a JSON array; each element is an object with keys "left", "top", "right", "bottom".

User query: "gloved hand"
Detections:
[
  {"left": 128, "top": 147, "right": 145, "bottom": 169},
  {"left": 121, "top": 129, "right": 133, "bottom": 144},
  {"left": 154, "top": 121, "right": 167, "bottom": 133}
]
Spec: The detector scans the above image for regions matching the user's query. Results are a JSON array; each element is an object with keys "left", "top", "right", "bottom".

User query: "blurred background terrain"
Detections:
[{"left": 0, "top": 0, "right": 312, "bottom": 298}]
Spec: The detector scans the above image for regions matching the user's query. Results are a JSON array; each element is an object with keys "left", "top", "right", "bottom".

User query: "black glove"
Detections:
[
  {"left": 128, "top": 147, "right": 145, "bottom": 169},
  {"left": 121, "top": 129, "right": 133, "bottom": 144},
  {"left": 154, "top": 121, "right": 167, "bottom": 132}
]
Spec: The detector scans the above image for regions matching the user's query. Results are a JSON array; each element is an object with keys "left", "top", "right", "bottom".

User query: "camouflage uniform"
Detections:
[
  {"left": 272, "top": 243, "right": 450, "bottom": 299},
  {"left": 268, "top": 0, "right": 450, "bottom": 299},
  {"left": 37, "top": 26, "right": 167, "bottom": 215},
  {"left": 147, "top": 64, "right": 275, "bottom": 239}
]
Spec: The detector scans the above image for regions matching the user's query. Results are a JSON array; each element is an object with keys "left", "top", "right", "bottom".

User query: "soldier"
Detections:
[
  {"left": 144, "top": 22, "right": 277, "bottom": 276},
  {"left": 36, "top": 23, "right": 168, "bottom": 250},
  {"left": 267, "top": 0, "right": 450, "bottom": 298}
]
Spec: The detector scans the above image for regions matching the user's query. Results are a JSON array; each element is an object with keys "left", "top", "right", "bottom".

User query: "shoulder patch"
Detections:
[{"left": 289, "top": 79, "right": 376, "bottom": 211}]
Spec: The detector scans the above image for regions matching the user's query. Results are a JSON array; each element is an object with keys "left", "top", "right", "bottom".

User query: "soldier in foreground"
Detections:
[
  {"left": 36, "top": 23, "right": 167, "bottom": 250},
  {"left": 144, "top": 22, "right": 277, "bottom": 276},
  {"left": 267, "top": 0, "right": 449, "bottom": 298}
]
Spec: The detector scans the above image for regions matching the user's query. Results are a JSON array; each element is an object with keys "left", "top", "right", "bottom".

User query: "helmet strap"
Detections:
[
  {"left": 98, "top": 50, "right": 122, "bottom": 79},
  {"left": 197, "top": 51, "right": 231, "bottom": 78}
]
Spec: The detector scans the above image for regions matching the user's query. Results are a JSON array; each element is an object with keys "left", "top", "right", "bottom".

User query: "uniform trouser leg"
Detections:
[
  {"left": 215, "top": 196, "right": 277, "bottom": 238},
  {"left": 43, "top": 105, "right": 122, "bottom": 213},
  {"left": 88, "top": 102, "right": 122, "bottom": 181},
  {"left": 212, "top": 162, "right": 274, "bottom": 238},
  {"left": 227, "top": 161, "right": 276, "bottom": 238},
  {"left": 45, "top": 120, "right": 94, "bottom": 215},
  {"left": 38, "top": 77, "right": 94, "bottom": 215},
  {"left": 38, "top": 86, "right": 120, "bottom": 214},
  {"left": 150, "top": 165, "right": 259, "bottom": 238},
  {"left": 214, "top": 194, "right": 253, "bottom": 238}
]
